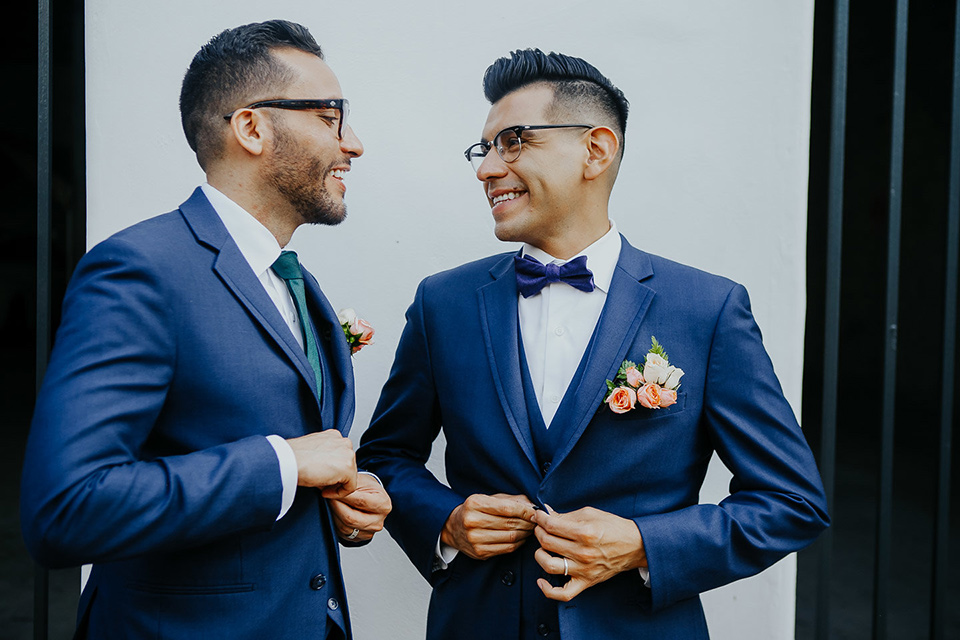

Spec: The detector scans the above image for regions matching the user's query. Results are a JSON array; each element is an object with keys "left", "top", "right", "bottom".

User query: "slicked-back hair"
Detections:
[
  {"left": 482, "top": 49, "right": 629, "bottom": 155},
  {"left": 179, "top": 20, "right": 324, "bottom": 170}
]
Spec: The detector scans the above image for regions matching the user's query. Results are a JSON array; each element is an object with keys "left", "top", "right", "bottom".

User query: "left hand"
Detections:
[
  {"left": 328, "top": 473, "right": 392, "bottom": 543},
  {"left": 532, "top": 505, "right": 646, "bottom": 602}
]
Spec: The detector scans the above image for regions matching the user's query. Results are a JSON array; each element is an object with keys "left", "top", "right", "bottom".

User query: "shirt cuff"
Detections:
[
  {"left": 266, "top": 435, "right": 297, "bottom": 521},
  {"left": 639, "top": 566, "right": 650, "bottom": 587},
  {"left": 433, "top": 538, "right": 459, "bottom": 571}
]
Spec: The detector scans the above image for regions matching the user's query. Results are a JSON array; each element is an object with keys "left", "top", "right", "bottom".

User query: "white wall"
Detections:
[{"left": 85, "top": 2, "right": 815, "bottom": 638}]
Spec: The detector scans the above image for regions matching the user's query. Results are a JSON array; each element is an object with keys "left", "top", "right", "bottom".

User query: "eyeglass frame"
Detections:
[
  {"left": 222, "top": 99, "right": 350, "bottom": 139},
  {"left": 463, "top": 124, "right": 594, "bottom": 171}
]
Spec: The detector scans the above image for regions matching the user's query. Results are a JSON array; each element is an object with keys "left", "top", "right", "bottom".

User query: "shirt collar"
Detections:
[
  {"left": 201, "top": 183, "right": 283, "bottom": 277},
  {"left": 522, "top": 221, "right": 621, "bottom": 293}
]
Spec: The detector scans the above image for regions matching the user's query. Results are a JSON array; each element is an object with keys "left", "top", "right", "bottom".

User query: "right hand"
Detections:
[
  {"left": 286, "top": 431, "right": 357, "bottom": 499},
  {"left": 440, "top": 493, "right": 538, "bottom": 560}
]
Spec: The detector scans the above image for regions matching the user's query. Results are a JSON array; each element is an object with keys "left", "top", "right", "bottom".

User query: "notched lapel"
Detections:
[
  {"left": 550, "top": 240, "right": 655, "bottom": 469},
  {"left": 303, "top": 273, "right": 355, "bottom": 434},
  {"left": 178, "top": 189, "right": 322, "bottom": 403},
  {"left": 478, "top": 254, "right": 539, "bottom": 471},
  {"left": 213, "top": 242, "right": 321, "bottom": 401}
]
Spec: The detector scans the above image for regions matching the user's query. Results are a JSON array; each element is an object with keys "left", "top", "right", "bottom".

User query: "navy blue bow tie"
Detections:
[{"left": 514, "top": 254, "right": 595, "bottom": 298}]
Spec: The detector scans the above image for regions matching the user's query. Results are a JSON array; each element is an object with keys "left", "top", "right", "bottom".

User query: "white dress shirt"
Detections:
[{"left": 201, "top": 184, "right": 299, "bottom": 520}]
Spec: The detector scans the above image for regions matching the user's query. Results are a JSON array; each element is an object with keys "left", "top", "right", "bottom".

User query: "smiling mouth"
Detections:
[
  {"left": 330, "top": 168, "right": 348, "bottom": 179},
  {"left": 491, "top": 191, "right": 524, "bottom": 206}
]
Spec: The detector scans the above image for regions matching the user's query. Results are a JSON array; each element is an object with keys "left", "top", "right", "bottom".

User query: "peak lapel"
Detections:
[
  {"left": 178, "top": 189, "right": 322, "bottom": 403},
  {"left": 478, "top": 254, "right": 539, "bottom": 472},
  {"left": 550, "top": 239, "right": 655, "bottom": 470}
]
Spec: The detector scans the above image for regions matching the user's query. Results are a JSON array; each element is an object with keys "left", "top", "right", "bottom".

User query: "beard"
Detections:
[{"left": 265, "top": 124, "right": 348, "bottom": 227}]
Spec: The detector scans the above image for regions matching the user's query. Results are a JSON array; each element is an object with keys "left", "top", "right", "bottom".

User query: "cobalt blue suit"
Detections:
[
  {"left": 357, "top": 238, "right": 829, "bottom": 639},
  {"left": 21, "top": 188, "right": 355, "bottom": 639}
]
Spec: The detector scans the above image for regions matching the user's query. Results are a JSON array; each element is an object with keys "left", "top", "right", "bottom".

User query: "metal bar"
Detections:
[
  {"left": 874, "top": 1, "right": 909, "bottom": 638},
  {"left": 35, "top": 0, "right": 52, "bottom": 636},
  {"left": 815, "top": 1, "right": 849, "bottom": 638},
  {"left": 931, "top": 2, "right": 960, "bottom": 638}
]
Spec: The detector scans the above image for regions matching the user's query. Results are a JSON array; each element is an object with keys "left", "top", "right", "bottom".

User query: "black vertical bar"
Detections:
[
  {"left": 816, "top": 1, "right": 849, "bottom": 638},
  {"left": 35, "top": 0, "right": 52, "bottom": 637},
  {"left": 931, "top": 2, "right": 960, "bottom": 638},
  {"left": 875, "top": 1, "right": 909, "bottom": 638}
]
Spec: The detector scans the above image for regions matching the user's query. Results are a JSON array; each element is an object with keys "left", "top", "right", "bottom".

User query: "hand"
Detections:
[
  {"left": 329, "top": 473, "right": 392, "bottom": 543},
  {"left": 286, "top": 431, "right": 357, "bottom": 498},
  {"left": 440, "top": 493, "right": 538, "bottom": 561},
  {"left": 533, "top": 505, "right": 646, "bottom": 602}
]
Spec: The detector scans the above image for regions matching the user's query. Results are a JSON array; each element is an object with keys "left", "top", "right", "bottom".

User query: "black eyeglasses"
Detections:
[
  {"left": 223, "top": 99, "right": 350, "bottom": 139},
  {"left": 463, "top": 124, "right": 593, "bottom": 172}
]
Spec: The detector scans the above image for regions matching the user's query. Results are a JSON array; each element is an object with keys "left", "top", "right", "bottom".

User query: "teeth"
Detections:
[
  {"left": 492, "top": 192, "right": 521, "bottom": 205},
  {"left": 331, "top": 169, "right": 346, "bottom": 179}
]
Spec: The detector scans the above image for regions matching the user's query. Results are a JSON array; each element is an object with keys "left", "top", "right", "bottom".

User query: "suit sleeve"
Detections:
[
  {"left": 20, "top": 237, "right": 283, "bottom": 569},
  {"left": 356, "top": 280, "right": 464, "bottom": 581},
  {"left": 633, "top": 284, "right": 829, "bottom": 611}
]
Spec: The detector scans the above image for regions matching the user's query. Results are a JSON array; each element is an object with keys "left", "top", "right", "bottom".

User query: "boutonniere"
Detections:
[
  {"left": 604, "top": 336, "right": 684, "bottom": 414},
  {"left": 337, "top": 308, "right": 374, "bottom": 355}
]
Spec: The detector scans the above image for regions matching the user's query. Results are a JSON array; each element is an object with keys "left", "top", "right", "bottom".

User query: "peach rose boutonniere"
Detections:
[
  {"left": 604, "top": 336, "right": 684, "bottom": 414},
  {"left": 337, "top": 308, "right": 374, "bottom": 355}
]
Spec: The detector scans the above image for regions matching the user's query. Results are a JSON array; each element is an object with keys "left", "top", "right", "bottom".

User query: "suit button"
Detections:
[
  {"left": 327, "top": 597, "right": 339, "bottom": 611},
  {"left": 500, "top": 570, "right": 516, "bottom": 586},
  {"left": 541, "top": 461, "right": 552, "bottom": 474},
  {"left": 537, "top": 623, "right": 550, "bottom": 636},
  {"left": 309, "top": 574, "right": 326, "bottom": 590}
]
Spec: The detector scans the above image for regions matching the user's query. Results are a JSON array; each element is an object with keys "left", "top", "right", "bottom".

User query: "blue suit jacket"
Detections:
[
  {"left": 357, "top": 238, "right": 829, "bottom": 639},
  {"left": 21, "top": 188, "right": 356, "bottom": 639}
]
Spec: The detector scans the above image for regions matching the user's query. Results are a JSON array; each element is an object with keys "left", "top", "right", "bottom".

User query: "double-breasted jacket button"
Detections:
[
  {"left": 541, "top": 461, "right": 552, "bottom": 474},
  {"left": 309, "top": 574, "right": 326, "bottom": 590},
  {"left": 500, "top": 570, "right": 516, "bottom": 586},
  {"left": 327, "top": 597, "right": 340, "bottom": 611},
  {"left": 537, "top": 623, "right": 551, "bottom": 636}
]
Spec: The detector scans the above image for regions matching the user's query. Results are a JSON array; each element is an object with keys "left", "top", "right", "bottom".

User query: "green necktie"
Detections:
[{"left": 272, "top": 250, "right": 323, "bottom": 401}]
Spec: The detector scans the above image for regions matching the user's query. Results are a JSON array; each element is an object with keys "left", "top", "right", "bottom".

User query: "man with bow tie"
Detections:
[{"left": 357, "top": 49, "right": 828, "bottom": 639}]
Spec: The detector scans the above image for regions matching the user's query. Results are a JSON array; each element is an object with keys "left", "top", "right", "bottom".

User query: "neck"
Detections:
[
  {"left": 534, "top": 210, "right": 611, "bottom": 260},
  {"left": 207, "top": 170, "right": 298, "bottom": 247}
]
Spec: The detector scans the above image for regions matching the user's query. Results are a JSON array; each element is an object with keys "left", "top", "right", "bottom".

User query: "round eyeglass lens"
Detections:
[{"left": 495, "top": 129, "right": 522, "bottom": 163}]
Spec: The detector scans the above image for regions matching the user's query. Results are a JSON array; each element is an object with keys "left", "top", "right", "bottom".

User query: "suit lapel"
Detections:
[
  {"left": 549, "top": 238, "right": 656, "bottom": 471},
  {"left": 178, "top": 188, "right": 322, "bottom": 403},
  {"left": 478, "top": 253, "right": 539, "bottom": 472},
  {"left": 303, "top": 272, "right": 355, "bottom": 434}
]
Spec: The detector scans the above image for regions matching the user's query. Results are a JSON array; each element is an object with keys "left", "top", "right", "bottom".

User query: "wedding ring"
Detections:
[
  {"left": 346, "top": 528, "right": 360, "bottom": 540},
  {"left": 563, "top": 557, "right": 569, "bottom": 576}
]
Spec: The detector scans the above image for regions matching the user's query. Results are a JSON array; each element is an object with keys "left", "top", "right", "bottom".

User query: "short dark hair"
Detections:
[
  {"left": 482, "top": 49, "right": 629, "bottom": 153},
  {"left": 179, "top": 20, "right": 324, "bottom": 170}
]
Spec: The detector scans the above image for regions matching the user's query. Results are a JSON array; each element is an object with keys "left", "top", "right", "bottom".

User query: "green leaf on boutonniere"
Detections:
[{"left": 650, "top": 336, "right": 668, "bottom": 362}]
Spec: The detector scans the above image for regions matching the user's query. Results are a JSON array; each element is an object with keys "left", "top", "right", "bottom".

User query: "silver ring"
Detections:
[
  {"left": 563, "top": 557, "right": 569, "bottom": 576},
  {"left": 346, "top": 528, "right": 360, "bottom": 540}
]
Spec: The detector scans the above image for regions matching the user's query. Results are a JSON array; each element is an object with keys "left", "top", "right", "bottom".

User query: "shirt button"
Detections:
[
  {"left": 309, "top": 573, "right": 326, "bottom": 590},
  {"left": 327, "top": 597, "right": 339, "bottom": 611},
  {"left": 500, "top": 570, "right": 516, "bottom": 586},
  {"left": 549, "top": 394, "right": 561, "bottom": 404},
  {"left": 554, "top": 326, "right": 565, "bottom": 336},
  {"left": 537, "top": 623, "right": 551, "bottom": 636}
]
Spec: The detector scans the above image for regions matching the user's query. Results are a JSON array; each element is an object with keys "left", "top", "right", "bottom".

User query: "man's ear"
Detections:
[
  {"left": 228, "top": 109, "right": 269, "bottom": 156},
  {"left": 583, "top": 126, "right": 619, "bottom": 181}
]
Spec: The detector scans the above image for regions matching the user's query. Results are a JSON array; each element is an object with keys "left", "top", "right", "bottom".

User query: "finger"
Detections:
[
  {"left": 534, "top": 548, "right": 571, "bottom": 576},
  {"left": 330, "top": 503, "right": 385, "bottom": 533},
  {"left": 537, "top": 577, "right": 587, "bottom": 603},
  {"left": 339, "top": 485, "right": 392, "bottom": 515},
  {"left": 533, "top": 523, "right": 582, "bottom": 559},
  {"left": 321, "top": 475, "right": 358, "bottom": 500},
  {"left": 479, "top": 494, "right": 539, "bottom": 520}
]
